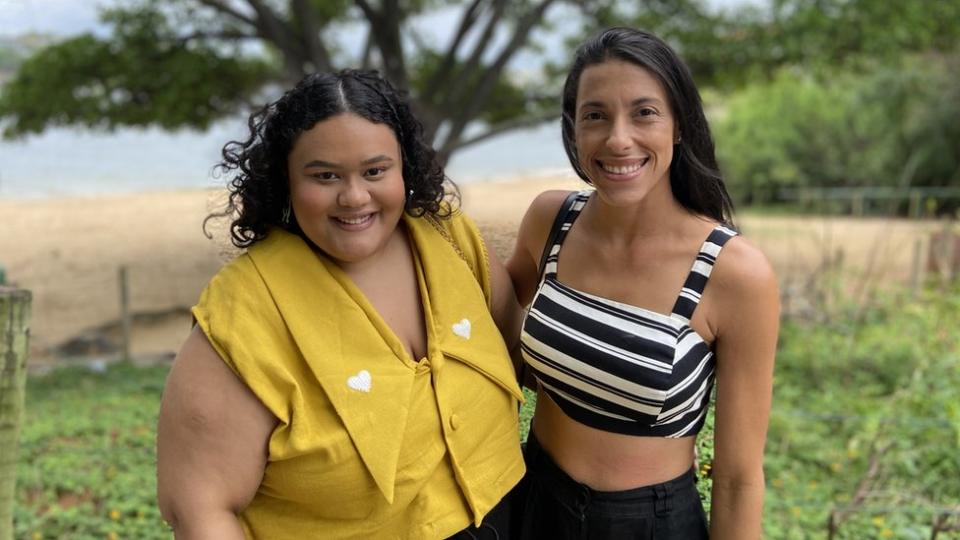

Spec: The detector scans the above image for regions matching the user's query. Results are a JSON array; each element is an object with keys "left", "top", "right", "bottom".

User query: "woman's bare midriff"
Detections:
[{"left": 531, "top": 391, "right": 698, "bottom": 491}]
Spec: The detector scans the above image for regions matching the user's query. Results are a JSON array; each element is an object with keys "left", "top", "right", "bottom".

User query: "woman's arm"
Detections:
[
  {"left": 157, "top": 327, "right": 277, "bottom": 539},
  {"left": 487, "top": 243, "right": 525, "bottom": 363},
  {"left": 707, "top": 238, "right": 780, "bottom": 540},
  {"left": 501, "top": 190, "right": 574, "bottom": 383},
  {"left": 505, "top": 190, "right": 574, "bottom": 306}
]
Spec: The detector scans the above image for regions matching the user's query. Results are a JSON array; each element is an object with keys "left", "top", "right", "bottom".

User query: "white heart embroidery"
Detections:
[
  {"left": 452, "top": 318, "right": 471, "bottom": 339},
  {"left": 347, "top": 370, "right": 372, "bottom": 393}
]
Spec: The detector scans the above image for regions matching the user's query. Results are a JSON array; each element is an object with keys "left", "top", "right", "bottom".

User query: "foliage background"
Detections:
[{"left": 714, "top": 55, "right": 960, "bottom": 210}]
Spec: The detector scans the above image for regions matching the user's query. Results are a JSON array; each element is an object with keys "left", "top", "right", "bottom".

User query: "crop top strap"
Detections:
[
  {"left": 670, "top": 224, "right": 739, "bottom": 323},
  {"left": 536, "top": 190, "right": 591, "bottom": 279}
]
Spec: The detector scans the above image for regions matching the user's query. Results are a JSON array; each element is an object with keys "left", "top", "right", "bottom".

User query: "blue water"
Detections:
[{"left": 0, "top": 118, "right": 570, "bottom": 199}]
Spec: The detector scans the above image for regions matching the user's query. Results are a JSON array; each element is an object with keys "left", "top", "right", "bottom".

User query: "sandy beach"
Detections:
[{"left": 0, "top": 173, "right": 943, "bottom": 370}]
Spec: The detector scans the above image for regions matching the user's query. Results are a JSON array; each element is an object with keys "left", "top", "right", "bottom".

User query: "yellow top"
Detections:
[{"left": 192, "top": 211, "right": 525, "bottom": 539}]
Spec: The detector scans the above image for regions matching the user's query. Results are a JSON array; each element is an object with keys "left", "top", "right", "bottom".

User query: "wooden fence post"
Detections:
[
  {"left": 911, "top": 238, "right": 925, "bottom": 295},
  {"left": 852, "top": 190, "right": 865, "bottom": 217},
  {"left": 118, "top": 266, "right": 131, "bottom": 363},
  {"left": 0, "top": 287, "right": 31, "bottom": 540},
  {"left": 908, "top": 190, "right": 922, "bottom": 219}
]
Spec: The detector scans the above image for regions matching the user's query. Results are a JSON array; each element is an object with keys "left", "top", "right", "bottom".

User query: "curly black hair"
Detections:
[{"left": 208, "top": 69, "right": 457, "bottom": 249}]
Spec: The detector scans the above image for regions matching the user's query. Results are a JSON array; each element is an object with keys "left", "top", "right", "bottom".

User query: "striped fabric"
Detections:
[{"left": 520, "top": 191, "right": 737, "bottom": 438}]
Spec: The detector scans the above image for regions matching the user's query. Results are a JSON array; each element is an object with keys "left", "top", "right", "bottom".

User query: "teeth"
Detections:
[
  {"left": 337, "top": 214, "right": 373, "bottom": 225},
  {"left": 600, "top": 160, "right": 646, "bottom": 175}
]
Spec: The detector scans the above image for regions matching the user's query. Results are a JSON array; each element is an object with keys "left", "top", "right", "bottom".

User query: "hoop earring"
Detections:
[{"left": 281, "top": 200, "right": 291, "bottom": 224}]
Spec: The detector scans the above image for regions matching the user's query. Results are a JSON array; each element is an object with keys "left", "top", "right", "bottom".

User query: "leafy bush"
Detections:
[{"left": 714, "top": 55, "right": 960, "bottom": 213}]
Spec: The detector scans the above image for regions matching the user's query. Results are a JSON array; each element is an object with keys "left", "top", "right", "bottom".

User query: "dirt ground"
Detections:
[{"left": 0, "top": 174, "right": 952, "bottom": 371}]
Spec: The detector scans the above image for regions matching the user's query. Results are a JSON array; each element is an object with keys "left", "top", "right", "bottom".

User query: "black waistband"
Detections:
[{"left": 524, "top": 432, "right": 698, "bottom": 510}]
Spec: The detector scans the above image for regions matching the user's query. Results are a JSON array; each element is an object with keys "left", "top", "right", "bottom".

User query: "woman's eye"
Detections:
[
  {"left": 365, "top": 167, "right": 386, "bottom": 177},
  {"left": 636, "top": 108, "right": 657, "bottom": 117},
  {"left": 312, "top": 172, "right": 338, "bottom": 181},
  {"left": 582, "top": 111, "right": 604, "bottom": 121}
]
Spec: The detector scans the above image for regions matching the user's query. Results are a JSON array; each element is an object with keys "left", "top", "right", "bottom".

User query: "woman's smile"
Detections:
[{"left": 596, "top": 157, "right": 650, "bottom": 180}]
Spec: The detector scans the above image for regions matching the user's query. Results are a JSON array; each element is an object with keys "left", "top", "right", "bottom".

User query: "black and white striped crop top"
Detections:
[{"left": 520, "top": 190, "right": 738, "bottom": 438}]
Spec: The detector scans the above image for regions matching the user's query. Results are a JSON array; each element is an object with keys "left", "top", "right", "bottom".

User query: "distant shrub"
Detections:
[{"left": 715, "top": 54, "right": 960, "bottom": 213}]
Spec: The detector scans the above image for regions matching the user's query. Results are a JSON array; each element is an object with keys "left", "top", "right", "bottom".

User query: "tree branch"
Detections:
[
  {"left": 438, "top": 0, "right": 558, "bottom": 156},
  {"left": 421, "top": 0, "right": 486, "bottom": 103},
  {"left": 360, "top": 28, "right": 375, "bottom": 70},
  {"left": 191, "top": 1, "right": 305, "bottom": 81},
  {"left": 446, "top": 111, "right": 558, "bottom": 154},
  {"left": 425, "top": 0, "right": 507, "bottom": 141},
  {"left": 195, "top": 0, "right": 257, "bottom": 26},
  {"left": 177, "top": 29, "right": 258, "bottom": 44},
  {"left": 931, "top": 509, "right": 960, "bottom": 539},
  {"left": 456, "top": 0, "right": 508, "bottom": 90},
  {"left": 353, "top": 0, "right": 377, "bottom": 22},
  {"left": 243, "top": 0, "right": 307, "bottom": 82},
  {"left": 291, "top": 0, "right": 333, "bottom": 72},
  {"left": 827, "top": 443, "right": 889, "bottom": 539},
  {"left": 354, "top": 0, "right": 407, "bottom": 88}
]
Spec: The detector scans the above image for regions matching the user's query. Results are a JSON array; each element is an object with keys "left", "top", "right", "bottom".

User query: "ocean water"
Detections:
[{"left": 0, "top": 118, "right": 571, "bottom": 199}]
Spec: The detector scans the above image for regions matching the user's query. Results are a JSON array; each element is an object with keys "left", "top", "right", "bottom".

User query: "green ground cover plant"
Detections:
[
  {"left": 14, "top": 363, "right": 169, "bottom": 539},
  {"left": 761, "top": 286, "right": 960, "bottom": 538},
  {"left": 14, "top": 286, "right": 960, "bottom": 537}
]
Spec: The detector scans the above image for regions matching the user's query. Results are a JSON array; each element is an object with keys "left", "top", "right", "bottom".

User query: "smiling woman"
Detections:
[
  {"left": 507, "top": 28, "right": 780, "bottom": 540},
  {"left": 156, "top": 70, "right": 526, "bottom": 539}
]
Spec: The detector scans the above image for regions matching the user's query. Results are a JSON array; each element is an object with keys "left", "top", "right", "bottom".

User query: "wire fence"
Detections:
[{"left": 776, "top": 186, "right": 960, "bottom": 218}]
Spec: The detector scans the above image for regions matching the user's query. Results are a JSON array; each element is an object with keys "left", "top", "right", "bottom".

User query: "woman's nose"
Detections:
[
  {"left": 604, "top": 117, "right": 632, "bottom": 152},
  {"left": 337, "top": 178, "right": 371, "bottom": 207}
]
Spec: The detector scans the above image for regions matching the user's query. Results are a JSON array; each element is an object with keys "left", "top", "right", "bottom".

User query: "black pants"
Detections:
[{"left": 510, "top": 433, "right": 709, "bottom": 539}]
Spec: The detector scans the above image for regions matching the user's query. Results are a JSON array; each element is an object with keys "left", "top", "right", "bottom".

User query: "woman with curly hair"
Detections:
[{"left": 157, "top": 70, "right": 525, "bottom": 539}]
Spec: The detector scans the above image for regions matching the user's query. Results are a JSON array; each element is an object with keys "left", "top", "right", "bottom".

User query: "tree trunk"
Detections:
[{"left": 0, "top": 287, "right": 31, "bottom": 540}]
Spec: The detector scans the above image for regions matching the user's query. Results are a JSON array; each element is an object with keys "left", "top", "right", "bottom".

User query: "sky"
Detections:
[{"left": 0, "top": 0, "right": 107, "bottom": 37}]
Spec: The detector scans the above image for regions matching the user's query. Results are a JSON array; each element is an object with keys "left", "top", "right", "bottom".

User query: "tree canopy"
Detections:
[
  {"left": 0, "top": 0, "right": 588, "bottom": 163},
  {"left": 2, "top": 0, "right": 959, "bottom": 164}
]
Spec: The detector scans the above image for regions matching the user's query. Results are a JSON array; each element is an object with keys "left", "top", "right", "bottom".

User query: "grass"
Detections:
[
  {"left": 14, "top": 363, "right": 170, "bottom": 540},
  {"left": 14, "top": 363, "right": 539, "bottom": 539},
  {"left": 14, "top": 285, "right": 960, "bottom": 539}
]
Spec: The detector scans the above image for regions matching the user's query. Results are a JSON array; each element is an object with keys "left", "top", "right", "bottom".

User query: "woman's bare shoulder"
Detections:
[
  {"left": 713, "top": 234, "right": 777, "bottom": 291},
  {"left": 518, "top": 190, "right": 580, "bottom": 242},
  {"left": 527, "top": 189, "right": 579, "bottom": 220},
  {"left": 709, "top": 233, "right": 779, "bottom": 322}
]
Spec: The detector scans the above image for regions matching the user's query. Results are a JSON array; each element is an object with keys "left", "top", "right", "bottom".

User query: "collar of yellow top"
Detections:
[{"left": 246, "top": 214, "right": 521, "bottom": 503}]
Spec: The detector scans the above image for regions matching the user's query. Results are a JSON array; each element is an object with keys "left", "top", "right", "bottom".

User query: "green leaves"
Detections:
[
  {"left": 714, "top": 55, "right": 960, "bottom": 209},
  {"left": 0, "top": 18, "right": 275, "bottom": 139},
  {"left": 764, "top": 286, "right": 960, "bottom": 537},
  {"left": 14, "top": 363, "right": 170, "bottom": 539}
]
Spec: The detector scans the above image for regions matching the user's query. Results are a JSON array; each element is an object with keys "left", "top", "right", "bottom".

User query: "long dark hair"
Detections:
[
  {"left": 562, "top": 27, "right": 735, "bottom": 224},
  {"left": 209, "top": 69, "right": 456, "bottom": 249}
]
